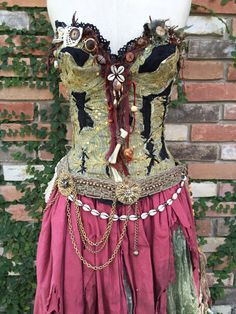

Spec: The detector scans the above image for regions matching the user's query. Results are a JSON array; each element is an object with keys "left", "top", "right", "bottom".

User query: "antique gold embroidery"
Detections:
[{"left": 55, "top": 41, "right": 180, "bottom": 180}]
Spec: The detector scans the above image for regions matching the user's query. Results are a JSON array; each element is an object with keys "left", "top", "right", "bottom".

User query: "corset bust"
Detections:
[{"left": 47, "top": 0, "right": 192, "bottom": 54}]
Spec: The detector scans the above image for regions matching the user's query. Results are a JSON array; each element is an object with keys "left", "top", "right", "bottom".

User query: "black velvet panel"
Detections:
[
  {"left": 105, "top": 165, "right": 111, "bottom": 178},
  {"left": 140, "top": 94, "right": 156, "bottom": 139},
  {"left": 61, "top": 47, "right": 90, "bottom": 66},
  {"left": 158, "top": 96, "right": 170, "bottom": 160},
  {"left": 145, "top": 139, "right": 159, "bottom": 175},
  {"left": 140, "top": 94, "right": 160, "bottom": 175},
  {"left": 78, "top": 148, "right": 89, "bottom": 174},
  {"left": 138, "top": 44, "right": 176, "bottom": 73},
  {"left": 72, "top": 91, "right": 94, "bottom": 132}
]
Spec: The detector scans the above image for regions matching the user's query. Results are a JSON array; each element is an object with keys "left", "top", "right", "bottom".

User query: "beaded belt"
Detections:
[
  {"left": 56, "top": 156, "right": 188, "bottom": 204},
  {"left": 45, "top": 158, "right": 189, "bottom": 271}
]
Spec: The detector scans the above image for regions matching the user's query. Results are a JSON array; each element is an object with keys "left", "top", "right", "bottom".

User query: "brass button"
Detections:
[{"left": 84, "top": 38, "right": 97, "bottom": 52}]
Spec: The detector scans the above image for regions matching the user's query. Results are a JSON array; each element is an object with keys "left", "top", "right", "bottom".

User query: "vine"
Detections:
[
  {"left": 0, "top": 5, "right": 69, "bottom": 313},
  {"left": 0, "top": 1, "right": 235, "bottom": 313}
]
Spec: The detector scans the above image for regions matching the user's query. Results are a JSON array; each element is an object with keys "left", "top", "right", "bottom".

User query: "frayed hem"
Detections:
[{"left": 46, "top": 284, "right": 61, "bottom": 314}]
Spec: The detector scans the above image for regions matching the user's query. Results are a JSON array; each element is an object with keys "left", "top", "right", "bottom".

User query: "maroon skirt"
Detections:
[{"left": 33, "top": 178, "right": 200, "bottom": 314}]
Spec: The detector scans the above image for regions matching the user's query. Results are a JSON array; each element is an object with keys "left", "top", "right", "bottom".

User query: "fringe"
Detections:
[{"left": 197, "top": 249, "right": 212, "bottom": 314}]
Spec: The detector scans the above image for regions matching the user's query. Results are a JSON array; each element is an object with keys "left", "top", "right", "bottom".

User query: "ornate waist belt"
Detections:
[
  {"left": 46, "top": 157, "right": 189, "bottom": 271},
  {"left": 56, "top": 156, "right": 188, "bottom": 204}
]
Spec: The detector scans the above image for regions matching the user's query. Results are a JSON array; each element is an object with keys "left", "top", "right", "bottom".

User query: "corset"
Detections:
[{"left": 52, "top": 17, "right": 184, "bottom": 182}]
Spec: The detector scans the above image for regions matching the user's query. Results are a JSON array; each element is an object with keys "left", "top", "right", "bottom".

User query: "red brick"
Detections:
[
  {"left": 0, "top": 123, "right": 50, "bottom": 141},
  {"left": 59, "top": 83, "right": 69, "bottom": 100},
  {"left": 219, "top": 183, "right": 234, "bottom": 197},
  {"left": 0, "top": 35, "right": 51, "bottom": 56},
  {"left": 0, "top": 185, "right": 23, "bottom": 202},
  {"left": 188, "top": 162, "right": 236, "bottom": 179},
  {"left": 192, "top": 0, "right": 236, "bottom": 14},
  {"left": 170, "top": 85, "right": 178, "bottom": 101},
  {"left": 224, "top": 104, "right": 236, "bottom": 119},
  {"left": 181, "top": 61, "right": 224, "bottom": 80},
  {"left": 196, "top": 219, "right": 212, "bottom": 237},
  {"left": 216, "top": 218, "right": 230, "bottom": 236},
  {"left": 38, "top": 150, "right": 54, "bottom": 161},
  {"left": 212, "top": 256, "right": 229, "bottom": 271},
  {"left": 0, "top": 58, "right": 44, "bottom": 78},
  {"left": 185, "top": 83, "right": 236, "bottom": 102},
  {"left": 206, "top": 272, "right": 234, "bottom": 287},
  {"left": 0, "top": 86, "right": 53, "bottom": 100},
  {"left": 0, "top": 0, "right": 46, "bottom": 7},
  {"left": 0, "top": 58, "right": 30, "bottom": 77},
  {"left": 0, "top": 102, "right": 34, "bottom": 121},
  {"left": 205, "top": 202, "right": 236, "bottom": 217},
  {"left": 191, "top": 124, "right": 236, "bottom": 142},
  {"left": 5, "top": 204, "right": 36, "bottom": 222},
  {"left": 227, "top": 64, "right": 236, "bottom": 81},
  {"left": 233, "top": 18, "right": 236, "bottom": 36},
  {"left": 202, "top": 237, "right": 225, "bottom": 253}
]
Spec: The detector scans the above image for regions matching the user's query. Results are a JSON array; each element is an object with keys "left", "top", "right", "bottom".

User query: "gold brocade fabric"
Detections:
[{"left": 53, "top": 19, "right": 181, "bottom": 181}]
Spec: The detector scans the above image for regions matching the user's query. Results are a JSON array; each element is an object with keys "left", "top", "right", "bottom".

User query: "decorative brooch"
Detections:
[
  {"left": 115, "top": 179, "right": 141, "bottom": 205},
  {"left": 107, "top": 65, "right": 125, "bottom": 108},
  {"left": 57, "top": 171, "right": 76, "bottom": 197}
]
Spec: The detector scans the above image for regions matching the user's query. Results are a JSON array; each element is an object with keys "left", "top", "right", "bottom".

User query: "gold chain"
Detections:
[
  {"left": 73, "top": 192, "right": 116, "bottom": 248},
  {"left": 73, "top": 192, "right": 117, "bottom": 254},
  {"left": 133, "top": 201, "right": 140, "bottom": 256},
  {"left": 66, "top": 199, "right": 132, "bottom": 271},
  {"left": 43, "top": 189, "right": 59, "bottom": 213}
]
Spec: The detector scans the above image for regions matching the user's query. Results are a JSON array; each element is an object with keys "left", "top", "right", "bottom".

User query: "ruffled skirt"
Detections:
[{"left": 34, "top": 178, "right": 202, "bottom": 314}]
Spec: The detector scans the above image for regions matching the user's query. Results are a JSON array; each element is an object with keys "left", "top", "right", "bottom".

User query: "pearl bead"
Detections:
[
  {"left": 54, "top": 60, "right": 59, "bottom": 68},
  {"left": 131, "top": 105, "right": 138, "bottom": 112},
  {"left": 133, "top": 250, "right": 139, "bottom": 256}
]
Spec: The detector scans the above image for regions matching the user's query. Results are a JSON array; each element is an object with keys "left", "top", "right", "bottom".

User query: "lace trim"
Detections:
[
  {"left": 72, "top": 21, "right": 146, "bottom": 59},
  {"left": 54, "top": 14, "right": 186, "bottom": 60},
  {"left": 73, "top": 21, "right": 112, "bottom": 54}
]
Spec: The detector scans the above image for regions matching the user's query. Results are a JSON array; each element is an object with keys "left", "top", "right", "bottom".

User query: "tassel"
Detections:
[{"left": 197, "top": 248, "right": 212, "bottom": 314}]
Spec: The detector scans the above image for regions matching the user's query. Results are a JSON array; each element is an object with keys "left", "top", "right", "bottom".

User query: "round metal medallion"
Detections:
[
  {"left": 57, "top": 171, "right": 76, "bottom": 197},
  {"left": 115, "top": 179, "right": 141, "bottom": 205}
]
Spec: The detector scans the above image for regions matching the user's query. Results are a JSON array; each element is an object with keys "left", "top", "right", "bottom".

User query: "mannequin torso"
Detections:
[{"left": 47, "top": 0, "right": 192, "bottom": 54}]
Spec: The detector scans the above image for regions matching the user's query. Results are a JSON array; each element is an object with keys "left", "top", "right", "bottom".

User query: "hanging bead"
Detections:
[
  {"left": 137, "top": 37, "right": 147, "bottom": 46},
  {"left": 123, "top": 148, "right": 134, "bottom": 161},
  {"left": 113, "top": 79, "right": 122, "bottom": 91},
  {"left": 131, "top": 105, "right": 138, "bottom": 112},
  {"left": 54, "top": 60, "right": 59, "bottom": 69},
  {"left": 96, "top": 54, "right": 106, "bottom": 64},
  {"left": 113, "top": 98, "right": 118, "bottom": 107},
  {"left": 125, "top": 51, "right": 135, "bottom": 62}
]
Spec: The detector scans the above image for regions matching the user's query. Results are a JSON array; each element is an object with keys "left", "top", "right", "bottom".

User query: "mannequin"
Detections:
[
  {"left": 47, "top": 0, "right": 192, "bottom": 55},
  {"left": 33, "top": 1, "right": 213, "bottom": 313}
]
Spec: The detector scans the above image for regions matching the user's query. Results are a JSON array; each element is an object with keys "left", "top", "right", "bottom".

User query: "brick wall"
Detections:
[{"left": 0, "top": 0, "right": 235, "bottom": 313}]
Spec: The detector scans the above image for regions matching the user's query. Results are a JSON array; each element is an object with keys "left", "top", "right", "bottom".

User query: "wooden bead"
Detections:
[
  {"left": 123, "top": 148, "right": 134, "bottom": 161},
  {"left": 137, "top": 37, "right": 147, "bottom": 46},
  {"left": 96, "top": 54, "right": 106, "bottom": 64},
  {"left": 125, "top": 52, "right": 135, "bottom": 62},
  {"left": 113, "top": 79, "right": 122, "bottom": 91}
]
